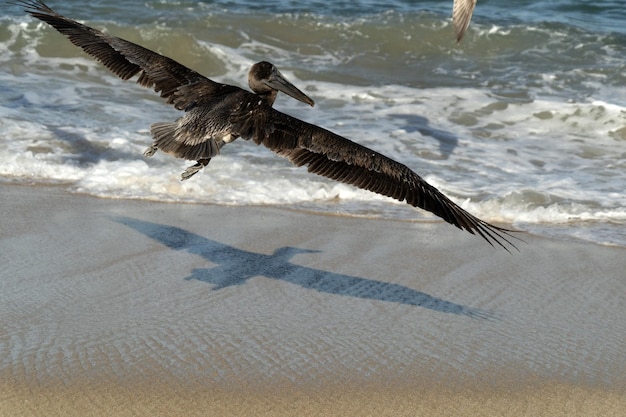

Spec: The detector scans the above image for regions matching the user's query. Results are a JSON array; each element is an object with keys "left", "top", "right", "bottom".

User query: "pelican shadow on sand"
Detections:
[{"left": 113, "top": 216, "right": 495, "bottom": 319}]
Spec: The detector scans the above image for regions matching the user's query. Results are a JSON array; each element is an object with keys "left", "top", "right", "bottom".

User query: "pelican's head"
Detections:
[{"left": 248, "top": 61, "right": 314, "bottom": 107}]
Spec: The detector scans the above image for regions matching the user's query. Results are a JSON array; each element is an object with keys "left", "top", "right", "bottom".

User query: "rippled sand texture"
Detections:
[{"left": 1, "top": 184, "right": 625, "bottom": 416}]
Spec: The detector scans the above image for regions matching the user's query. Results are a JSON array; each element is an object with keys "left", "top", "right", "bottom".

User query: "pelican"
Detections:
[
  {"left": 19, "top": 0, "right": 517, "bottom": 250},
  {"left": 452, "top": 0, "right": 477, "bottom": 43}
]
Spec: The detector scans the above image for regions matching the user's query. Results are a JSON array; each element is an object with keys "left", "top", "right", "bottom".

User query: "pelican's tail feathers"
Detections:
[{"left": 150, "top": 121, "right": 221, "bottom": 161}]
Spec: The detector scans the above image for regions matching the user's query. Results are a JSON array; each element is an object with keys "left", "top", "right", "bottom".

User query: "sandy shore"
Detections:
[{"left": 1, "top": 183, "right": 625, "bottom": 416}]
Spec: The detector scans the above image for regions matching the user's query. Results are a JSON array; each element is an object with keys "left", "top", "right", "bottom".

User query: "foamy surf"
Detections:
[{"left": 1, "top": 1, "right": 625, "bottom": 246}]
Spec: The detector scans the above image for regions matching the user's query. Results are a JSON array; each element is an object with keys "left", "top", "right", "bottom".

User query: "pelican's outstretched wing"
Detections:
[
  {"left": 452, "top": 0, "right": 477, "bottom": 43},
  {"left": 18, "top": 0, "right": 232, "bottom": 111},
  {"left": 234, "top": 103, "right": 517, "bottom": 251}
]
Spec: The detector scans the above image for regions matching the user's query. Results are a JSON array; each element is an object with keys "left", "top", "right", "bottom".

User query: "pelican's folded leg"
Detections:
[
  {"left": 143, "top": 144, "right": 158, "bottom": 157},
  {"left": 181, "top": 158, "right": 211, "bottom": 181}
]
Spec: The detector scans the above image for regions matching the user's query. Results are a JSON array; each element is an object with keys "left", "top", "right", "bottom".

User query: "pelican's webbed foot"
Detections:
[
  {"left": 143, "top": 144, "right": 158, "bottom": 158},
  {"left": 181, "top": 158, "right": 211, "bottom": 181}
]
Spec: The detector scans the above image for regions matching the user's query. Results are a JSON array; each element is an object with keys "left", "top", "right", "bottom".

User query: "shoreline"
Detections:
[
  {"left": 1, "top": 183, "right": 625, "bottom": 416},
  {"left": 2, "top": 178, "right": 623, "bottom": 249}
]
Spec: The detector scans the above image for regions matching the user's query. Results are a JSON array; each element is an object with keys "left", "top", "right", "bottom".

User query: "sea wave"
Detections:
[{"left": 1, "top": 2, "right": 625, "bottom": 246}]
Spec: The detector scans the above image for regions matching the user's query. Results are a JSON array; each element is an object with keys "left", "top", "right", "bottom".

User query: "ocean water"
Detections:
[{"left": 1, "top": 0, "right": 625, "bottom": 246}]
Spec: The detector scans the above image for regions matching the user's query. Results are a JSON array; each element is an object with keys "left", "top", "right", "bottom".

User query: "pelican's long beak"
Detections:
[{"left": 265, "top": 69, "right": 315, "bottom": 107}]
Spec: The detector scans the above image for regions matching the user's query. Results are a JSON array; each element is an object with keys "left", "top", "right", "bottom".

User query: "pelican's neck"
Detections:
[{"left": 257, "top": 90, "right": 277, "bottom": 106}]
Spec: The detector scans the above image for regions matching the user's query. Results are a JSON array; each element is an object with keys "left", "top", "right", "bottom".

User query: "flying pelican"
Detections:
[
  {"left": 452, "top": 0, "right": 477, "bottom": 43},
  {"left": 18, "top": 0, "right": 516, "bottom": 250}
]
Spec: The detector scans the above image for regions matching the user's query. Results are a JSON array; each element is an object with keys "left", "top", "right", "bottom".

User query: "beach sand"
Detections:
[{"left": 1, "top": 183, "right": 625, "bottom": 416}]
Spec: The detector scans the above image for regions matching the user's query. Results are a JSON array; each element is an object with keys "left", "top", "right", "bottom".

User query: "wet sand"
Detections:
[{"left": 1, "top": 183, "right": 625, "bottom": 416}]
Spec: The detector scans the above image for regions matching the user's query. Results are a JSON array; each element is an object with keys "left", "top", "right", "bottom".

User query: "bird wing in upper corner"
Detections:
[{"left": 452, "top": 0, "right": 477, "bottom": 43}]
